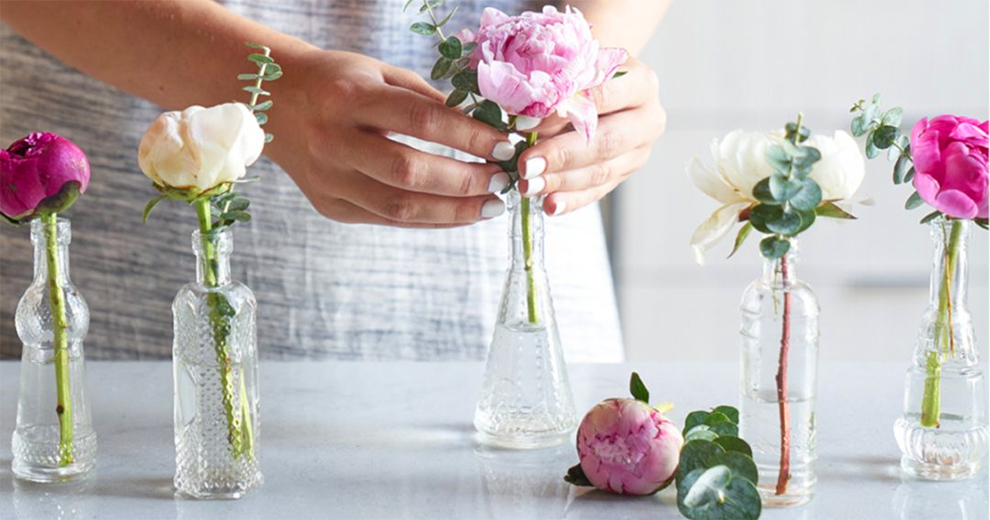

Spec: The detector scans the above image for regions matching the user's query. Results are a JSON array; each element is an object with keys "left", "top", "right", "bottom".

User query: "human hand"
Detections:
[
  {"left": 265, "top": 50, "right": 521, "bottom": 227},
  {"left": 516, "top": 57, "right": 666, "bottom": 216}
]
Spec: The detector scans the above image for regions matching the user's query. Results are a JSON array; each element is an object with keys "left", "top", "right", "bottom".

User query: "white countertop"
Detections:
[{"left": 0, "top": 361, "right": 987, "bottom": 520}]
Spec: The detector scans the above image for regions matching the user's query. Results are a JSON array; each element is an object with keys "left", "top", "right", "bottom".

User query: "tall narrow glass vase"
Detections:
[
  {"left": 474, "top": 192, "right": 577, "bottom": 449},
  {"left": 12, "top": 217, "right": 96, "bottom": 482},
  {"left": 739, "top": 243, "right": 819, "bottom": 507},
  {"left": 173, "top": 228, "right": 262, "bottom": 498},
  {"left": 894, "top": 218, "right": 987, "bottom": 480}
]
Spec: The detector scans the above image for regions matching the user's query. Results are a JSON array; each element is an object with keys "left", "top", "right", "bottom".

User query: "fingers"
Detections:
[
  {"left": 382, "top": 65, "right": 446, "bottom": 103},
  {"left": 519, "top": 146, "right": 652, "bottom": 197},
  {"left": 519, "top": 108, "right": 662, "bottom": 180},
  {"left": 334, "top": 170, "right": 506, "bottom": 225},
  {"left": 586, "top": 57, "right": 659, "bottom": 115},
  {"left": 360, "top": 85, "right": 515, "bottom": 161},
  {"left": 543, "top": 179, "right": 620, "bottom": 217},
  {"left": 347, "top": 131, "right": 509, "bottom": 197},
  {"left": 319, "top": 198, "right": 466, "bottom": 229}
]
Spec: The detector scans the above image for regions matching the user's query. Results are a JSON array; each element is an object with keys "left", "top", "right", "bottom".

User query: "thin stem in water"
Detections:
[
  {"left": 43, "top": 212, "right": 73, "bottom": 466},
  {"left": 522, "top": 131, "right": 539, "bottom": 324},
  {"left": 774, "top": 253, "right": 792, "bottom": 496}
]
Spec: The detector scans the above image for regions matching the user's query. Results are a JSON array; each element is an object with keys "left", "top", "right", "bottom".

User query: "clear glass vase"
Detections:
[
  {"left": 739, "top": 242, "right": 819, "bottom": 507},
  {"left": 474, "top": 192, "right": 577, "bottom": 449},
  {"left": 894, "top": 218, "right": 987, "bottom": 480},
  {"left": 12, "top": 217, "right": 96, "bottom": 483},
  {"left": 173, "top": 228, "right": 262, "bottom": 498}
]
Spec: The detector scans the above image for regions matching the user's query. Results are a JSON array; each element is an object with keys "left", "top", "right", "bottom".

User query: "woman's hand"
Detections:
[
  {"left": 266, "top": 50, "right": 520, "bottom": 228},
  {"left": 516, "top": 57, "right": 666, "bottom": 216}
]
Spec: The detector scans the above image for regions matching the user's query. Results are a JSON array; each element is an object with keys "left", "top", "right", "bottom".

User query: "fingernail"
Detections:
[
  {"left": 523, "top": 157, "right": 547, "bottom": 179},
  {"left": 492, "top": 141, "right": 516, "bottom": 161},
  {"left": 481, "top": 199, "right": 506, "bottom": 219},
  {"left": 551, "top": 200, "right": 566, "bottom": 216},
  {"left": 487, "top": 172, "right": 510, "bottom": 193},
  {"left": 522, "top": 175, "right": 545, "bottom": 197},
  {"left": 515, "top": 115, "right": 541, "bottom": 131}
]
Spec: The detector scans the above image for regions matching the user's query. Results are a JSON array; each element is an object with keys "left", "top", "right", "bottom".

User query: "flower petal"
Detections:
[
  {"left": 689, "top": 202, "right": 751, "bottom": 265},
  {"left": 687, "top": 157, "right": 746, "bottom": 205}
]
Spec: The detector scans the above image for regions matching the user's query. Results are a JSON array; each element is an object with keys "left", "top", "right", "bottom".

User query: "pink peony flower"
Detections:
[
  {"left": 910, "top": 115, "right": 989, "bottom": 219},
  {"left": 0, "top": 132, "right": 90, "bottom": 222},
  {"left": 576, "top": 397, "right": 684, "bottom": 495},
  {"left": 465, "top": 6, "right": 627, "bottom": 142}
]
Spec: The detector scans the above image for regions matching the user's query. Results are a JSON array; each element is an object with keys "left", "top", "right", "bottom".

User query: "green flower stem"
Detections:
[
  {"left": 193, "top": 199, "right": 253, "bottom": 459},
  {"left": 42, "top": 212, "right": 73, "bottom": 466},
  {"left": 522, "top": 132, "right": 539, "bottom": 324},
  {"left": 920, "top": 219, "right": 964, "bottom": 428}
]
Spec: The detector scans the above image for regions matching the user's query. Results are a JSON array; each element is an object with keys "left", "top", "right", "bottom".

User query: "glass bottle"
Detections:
[
  {"left": 739, "top": 242, "right": 819, "bottom": 507},
  {"left": 894, "top": 218, "right": 987, "bottom": 480},
  {"left": 12, "top": 217, "right": 96, "bottom": 482},
  {"left": 173, "top": 228, "right": 262, "bottom": 498},
  {"left": 474, "top": 192, "right": 577, "bottom": 449}
]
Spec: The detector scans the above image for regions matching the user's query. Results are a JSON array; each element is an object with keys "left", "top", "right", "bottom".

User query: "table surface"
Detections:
[{"left": 0, "top": 361, "right": 987, "bottom": 520}]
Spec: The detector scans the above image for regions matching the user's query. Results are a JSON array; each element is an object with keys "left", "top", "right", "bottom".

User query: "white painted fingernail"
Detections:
[
  {"left": 551, "top": 200, "right": 566, "bottom": 216},
  {"left": 481, "top": 199, "right": 506, "bottom": 219},
  {"left": 515, "top": 115, "right": 541, "bottom": 131},
  {"left": 523, "top": 157, "right": 547, "bottom": 179},
  {"left": 487, "top": 172, "right": 510, "bottom": 193},
  {"left": 492, "top": 141, "right": 516, "bottom": 161},
  {"left": 522, "top": 176, "right": 545, "bottom": 197}
]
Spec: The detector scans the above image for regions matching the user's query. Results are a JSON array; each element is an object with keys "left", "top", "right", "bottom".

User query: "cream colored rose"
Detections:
[
  {"left": 138, "top": 103, "right": 264, "bottom": 193},
  {"left": 688, "top": 129, "right": 865, "bottom": 264}
]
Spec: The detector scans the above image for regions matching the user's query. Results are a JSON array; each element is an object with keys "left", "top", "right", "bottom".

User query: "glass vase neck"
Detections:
[
  {"left": 29, "top": 217, "right": 71, "bottom": 283},
  {"left": 192, "top": 228, "right": 232, "bottom": 287},
  {"left": 507, "top": 192, "right": 545, "bottom": 269},
  {"left": 762, "top": 240, "right": 799, "bottom": 286},
  {"left": 928, "top": 219, "right": 970, "bottom": 307}
]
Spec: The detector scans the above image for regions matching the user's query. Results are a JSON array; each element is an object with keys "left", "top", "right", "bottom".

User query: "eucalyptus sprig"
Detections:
[{"left": 676, "top": 406, "right": 762, "bottom": 520}]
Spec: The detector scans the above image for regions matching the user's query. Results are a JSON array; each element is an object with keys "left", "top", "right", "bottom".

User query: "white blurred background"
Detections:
[{"left": 611, "top": 0, "right": 989, "bottom": 363}]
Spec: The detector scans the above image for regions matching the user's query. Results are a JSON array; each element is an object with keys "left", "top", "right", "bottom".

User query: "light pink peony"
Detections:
[
  {"left": 464, "top": 6, "right": 627, "bottom": 142},
  {"left": 576, "top": 398, "right": 683, "bottom": 495},
  {"left": 910, "top": 115, "right": 988, "bottom": 219},
  {"left": 0, "top": 132, "right": 90, "bottom": 222}
]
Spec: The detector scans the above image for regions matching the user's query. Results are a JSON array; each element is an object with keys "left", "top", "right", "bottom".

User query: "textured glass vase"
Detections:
[
  {"left": 739, "top": 243, "right": 819, "bottom": 507},
  {"left": 894, "top": 218, "right": 987, "bottom": 480},
  {"left": 12, "top": 217, "right": 96, "bottom": 483},
  {"left": 474, "top": 192, "right": 576, "bottom": 449},
  {"left": 173, "top": 228, "right": 262, "bottom": 498}
]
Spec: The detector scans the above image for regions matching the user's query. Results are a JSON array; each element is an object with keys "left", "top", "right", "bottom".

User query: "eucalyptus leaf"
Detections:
[
  {"left": 227, "top": 199, "right": 250, "bottom": 212},
  {"left": 410, "top": 22, "right": 437, "bottom": 36},
  {"left": 920, "top": 210, "right": 942, "bottom": 225},
  {"left": 437, "top": 5, "right": 459, "bottom": 27},
  {"left": 629, "top": 372, "right": 650, "bottom": 403},
  {"left": 760, "top": 236, "right": 791, "bottom": 259},
  {"left": 769, "top": 173, "right": 803, "bottom": 202},
  {"left": 882, "top": 106, "right": 903, "bottom": 127},
  {"left": 676, "top": 466, "right": 762, "bottom": 520},
  {"left": 748, "top": 204, "right": 782, "bottom": 234},
  {"left": 247, "top": 53, "right": 274, "bottom": 65},
  {"left": 445, "top": 89, "right": 469, "bottom": 108},
  {"left": 252, "top": 100, "right": 274, "bottom": 112},
  {"left": 711, "top": 406, "right": 739, "bottom": 424},
  {"left": 431, "top": 57, "right": 453, "bottom": 80},
  {"left": 255, "top": 112, "right": 268, "bottom": 125},
  {"left": 677, "top": 440, "right": 726, "bottom": 480},
  {"left": 245, "top": 42, "right": 271, "bottom": 51},
  {"left": 439, "top": 37, "right": 462, "bottom": 60},
  {"left": 685, "top": 426, "right": 720, "bottom": 443},
  {"left": 714, "top": 436, "right": 752, "bottom": 458},
  {"left": 851, "top": 115, "right": 868, "bottom": 137},
  {"left": 793, "top": 207, "right": 817, "bottom": 235},
  {"left": 237, "top": 73, "right": 259, "bottom": 81},
  {"left": 722, "top": 451, "right": 759, "bottom": 485},
  {"left": 789, "top": 178, "right": 822, "bottom": 212},
  {"left": 905, "top": 191, "right": 924, "bottom": 210},
  {"left": 452, "top": 69, "right": 480, "bottom": 94},
  {"left": 766, "top": 209, "right": 802, "bottom": 235},
  {"left": 242, "top": 86, "right": 270, "bottom": 96},
  {"left": 684, "top": 411, "right": 710, "bottom": 434},
  {"left": 975, "top": 218, "right": 989, "bottom": 230},
  {"left": 473, "top": 100, "right": 505, "bottom": 130},
  {"left": 904, "top": 166, "right": 915, "bottom": 183},
  {"left": 765, "top": 145, "right": 790, "bottom": 173},
  {"left": 752, "top": 178, "right": 778, "bottom": 205},
  {"left": 872, "top": 125, "right": 899, "bottom": 149},
  {"left": 865, "top": 133, "right": 880, "bottom": 159}
]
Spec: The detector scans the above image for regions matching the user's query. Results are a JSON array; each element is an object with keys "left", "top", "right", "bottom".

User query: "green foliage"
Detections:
[
  {"left": 564, "top": 464, "right": 592, "bottom": 487},
  {"left": 677, "top": 405, "right": 761, "bottom": 519},
  {"left": 629, "top": 372, "right": 650, "bottom": 403}
]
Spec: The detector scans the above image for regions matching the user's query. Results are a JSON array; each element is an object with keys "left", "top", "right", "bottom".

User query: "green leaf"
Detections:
[
  {"left": 431, "top": 57, "right": 453, "bottom": 80},
  {"left": 865, "top": 132, "right": 880, "bottom": 159},
  {"left": 722, "top": 452, "right": 759, "bottom": 485},
  {"left": 685, "top": 426, "right": 720, "bottom": 443},
  {"left": 748, "top": 203, "right": 781, "bottom": 234},
  {"left": 264, "top": 133, "right": 274, "bottom": 143},
  {"left": 436, "top": 5, "right": 458, "bottom": 27},
  {"left": 765, "top": 145, "right": 790, "bottom": 173},
  {"left": 472, "top": 100, "right": 504, "bottom": 130},
  {"left": 255, "top": 112, "right": 268, "bottom": 125},
  {"left": 769, "top": 173, "right": 803, "bottom": 202},
  {"left": 816, "top": 201, "right": 856, "bottom": 219},
  {"left": 703, "top": 411, "right": 732, "bottom": 428},
  {"left": 920, "top": 210, "right": 942, "bottom": 225},
  {"left": 684, "top": 411, "right": 710, "bottom": 434},
  {"left": 263, "top": 70, "right": 284, "bottom": 81},
  {"left": 245, "top": 42, "right": 271, "bottom": 52},
  {"left": 221, "top": 210, "right": 251, "bottom": 222},
  {"left": 410, "top": 22, "right": 437, "bottom": 36},
  {"left": 767, "top": 208, "right": 802, "bottom": 235},
  {"left": 438, "top": 37, "right": 462, "bottom": 60},
  {"left": 790, "top": 146, "right": 822, "bottom": 174},
  {"left": 793, "top": 207, "right": 817, "bottom": 235},
  {"left": 227, "top": 198, "right": 250, "bottom": 212},
  {"left": 760, "top": 236, "right": 791, "bottom": 259},
  {"left": 445, "top": 89, "right": 469, "bottom": 107},
  {"left": 851, "top": 114, "right": 868, "bottom": 137},
  {"left": 238, "top": 73, "right": 259, "bottom": 81},
  {"left": 714, "top": 436, "right": 752, "bottom": 458},
  {"left": 704, "top": 412, "right": 739, "bottom": 437},
  {"left": 677, "top": 466, "right": 762, "bottom": 520},
  {"left": 752, "top": 178, "right": 778, "bottom": 205},
  {"left": 36, "top": 180, "right": 82, "bottom": 215},
  {"left": 142, "top": 196, "right": 164, "bottom": 223},
  {"left": 461, "top": 42, "right": 478, "bottom": 57},
  {"left": 711, "top": 406, "right": 739, "bottom": 424},
  {"left": 612, "top": 70, "right": 628, "bottom": 79},
  {"left": 418, "top": 0, "right": 442, "bottom": 12},
  {"left": 452, "top": 69, "right": 479, "bottom": 95},
  {"left": 252, "top": 100, "right": 274, "bottom": 112},
  {"left": 872, "top": 92, "right": 882, "bottom": 105},
  {"left": 727, "top": 222, "right": 753, "bottom": 259},
  {"left": 629, "top": 372, "right": 650, "bottom": 403},
  {"left": 403, "top": 0, "right": 416, "bottom": 12},
  {"left": 790, "top": 178, "right": 823, "bottom": 212},
  {"left": 893, "top": 155, "right": 912, "bottom": 184},
  {"left": 904, "top": 166, "right": 915, "bottom": 183},
  {"left": 677, "top": 440, "right": 726, "bottom": 480},
  {"left": 243, "top": 86, "right": 270, "bottom": 96},
  {"left": 872, "top": 125, "right": 899, "bottom": 150},
  {"left": 247, "top": 53, "right": 274, "bottom": 65},
  {"left": 882, "top": 106, "right": 903, "bottom": 127},
  {"left": 905, "top": 191, "right": 924, "bottom": 210},
  {"left": 564, "top": 463, "right": 593, "bottom": 487},
  {"left": 975, "top": 218, "right": 989, "bottom": 230}
]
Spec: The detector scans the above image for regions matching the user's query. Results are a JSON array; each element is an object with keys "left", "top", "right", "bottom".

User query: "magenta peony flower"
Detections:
[
  {"left": 465, "top": 6, "right": 627, "bottom": 142},
  {"left": 0, "top": 132, "right": 90, "bottom": 223},
  {"left": 576, "top": 397, "right": 684, "bottom": 495},
  {"left": 910, "top": 115, "right": 988, "bottom": 219}
]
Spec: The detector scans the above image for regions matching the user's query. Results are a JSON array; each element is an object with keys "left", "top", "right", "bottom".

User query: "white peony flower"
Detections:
[
  {"left": 138, "top": 103, "right": 265, "bottom": 194},
  {"left": 688, "top": 129, "right": 865, "bottom": 264}
]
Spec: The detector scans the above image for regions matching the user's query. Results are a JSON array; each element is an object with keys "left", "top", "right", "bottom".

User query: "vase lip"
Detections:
[
  {"left": 191, "top": 226, "right": 233, "bottom": 255},
  {"left": 29, "top": 216, "right": 71, "bottom": 245}
]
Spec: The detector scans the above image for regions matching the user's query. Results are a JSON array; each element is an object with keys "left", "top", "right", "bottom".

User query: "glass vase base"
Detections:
[
  {"left": 12, "top": 460, "right": 94, "bottom": 484},
  {"left": 175, "top": 475, "right": 263, "bottom": 500},
  {"left": 756, "top": 485, "right": 813, "bottom": 508},
  {"left": 11, "top": 429, "right": 97, "bottom": 483},
  {"left": 899, "top": 456, "right": 981, "bottom": 481}
]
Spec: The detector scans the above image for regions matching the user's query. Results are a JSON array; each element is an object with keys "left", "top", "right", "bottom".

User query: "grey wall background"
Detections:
[{"left": 616, "top": 0, "right": 989, "bottom": 362}]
